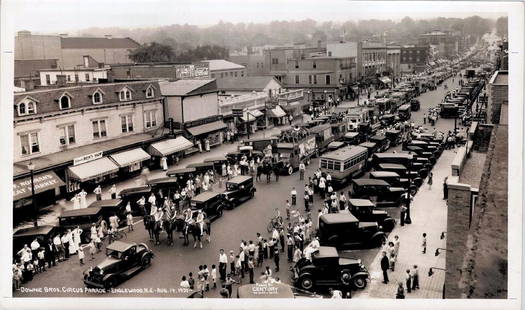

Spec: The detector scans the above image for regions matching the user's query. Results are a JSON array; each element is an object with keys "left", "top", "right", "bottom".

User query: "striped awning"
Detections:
[
  {"left": 241, "top": 110, "right": 263, "bottom": 122},
  {"left": 67, "top": 157, "right": 119, "bottom": 182},
  {"left": 13, "top": 171, "right": 65, "bottom": 201},
  {"left": 109, "top": 148, "right": 151, "bottom": 167},
  {"left": 147, "top": 136, "right": 193, "bottom": 157},
  {"left": 269, "top": 106, "right": 287, "bottom": 118}
]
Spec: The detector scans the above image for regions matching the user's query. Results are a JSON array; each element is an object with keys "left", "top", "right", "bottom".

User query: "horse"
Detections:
[
  {"left": 143, "top": 215, "right": 156, "bottom": 241},
  {"left": 256, "top": 162, "right": 274, "bottom": 183},
  {"left": 187, "top": 220, "right": 211, "bottom": 248}
]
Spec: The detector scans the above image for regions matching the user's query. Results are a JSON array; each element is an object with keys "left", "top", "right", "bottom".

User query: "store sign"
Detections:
[
  {"left": 175, "top": 63, "right": 210, "bottom": 79},
  {"left": 232, "top": 109, "right": 243, "bottom": 117},
  {"left": 73, "top": 151, "right": 103, "bottom": 166}
]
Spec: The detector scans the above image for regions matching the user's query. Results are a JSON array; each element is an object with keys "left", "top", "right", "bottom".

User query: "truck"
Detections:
[{"left": 275, "top": 127, "right": 317, "bottom": 175}]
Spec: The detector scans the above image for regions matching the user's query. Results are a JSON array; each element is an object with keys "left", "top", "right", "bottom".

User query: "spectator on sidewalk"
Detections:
[
  {"left": 380, "top": 251, "right": 390, "bottom": 284},
  {"left": 443, "top": 177, "right": 449, "bottom": 200},
  {"left": 291, "top": 187, "right": 297, "bottom": 206},
  {"left": 393, "top": 235, "right": 400, "bottom": 256},
  {"left": 94, "top": 185, "right": 102, "bottom": 201},
  {"left": 299, "top": 162, "right": 305, "bottom": 180},
  {"left": 109, "top": 184, "right": 117, "bottom": 199},
  {"left": 428, "top": 172, "right": 433, "bottom": 189},
  {"left": 400, "top": 205, "right": 407, "bottom": 226},
  {"left": 422, "top": 233, "right": 427, "bottom": 254},
  {"left": 411, "top": 265, "right": 420, "bottom": 290},
  {"left": 405, "top": 269, "right": 412, "bottom": 293}
]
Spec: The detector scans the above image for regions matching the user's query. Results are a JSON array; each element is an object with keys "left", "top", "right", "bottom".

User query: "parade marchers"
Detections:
[{"left": 13, "top": 55, "right": 487, "bottom": 298}]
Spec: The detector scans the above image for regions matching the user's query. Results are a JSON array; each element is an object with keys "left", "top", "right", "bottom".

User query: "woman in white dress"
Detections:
[
  {"left": 79, "top": 189, "right": 88, "bottom": 208},
  {"left": 71, "top": 194, "right": 80, "bottom": 210}
]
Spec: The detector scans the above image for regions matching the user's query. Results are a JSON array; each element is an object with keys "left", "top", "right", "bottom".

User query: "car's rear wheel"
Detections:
[
  {"left": 353, "top": 276, "right": 367, "bottom": 289},
  {"left": 105, "top": 278, "right": 116, "bottom": 291},
  {"left": 142, "top": 256, "right": 151, "bottom": 267},
  {"left": 298, "top": 275, "right": 314, "bottom": 290},
  {"left": 287, "top": 166, "right": 293, "bottom": 175}
]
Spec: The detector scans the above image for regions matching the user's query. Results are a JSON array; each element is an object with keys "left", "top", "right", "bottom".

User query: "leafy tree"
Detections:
[{"left": 129, "top": 42, "right": 175, "bottom": 63}]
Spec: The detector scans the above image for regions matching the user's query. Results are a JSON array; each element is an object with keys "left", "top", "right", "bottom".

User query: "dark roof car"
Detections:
[
  {"left": 352, "top": 179, "right": 390, "bottom": 187},
  {"left": 166, "top": 167, "right": 196, "bottom": 177},
  {"left": 224, "top": 176, "right": 257, "bottom": 208},
  {"left": 320, "top": 213, "right": 358, "bottom": 225}
]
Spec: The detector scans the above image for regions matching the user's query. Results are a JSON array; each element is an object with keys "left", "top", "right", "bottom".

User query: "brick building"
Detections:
[
  {"left": 487, "top": 71, "right": 508, "bottom": 124},
  {"left": 400, "top": 45, "right": 430, "bottom": 73}
]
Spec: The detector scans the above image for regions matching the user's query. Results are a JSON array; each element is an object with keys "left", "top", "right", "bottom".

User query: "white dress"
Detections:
[
  {"left": 79, "top": 190, "right": 88, "bottom": 208},
  {"left": 71, "top": 195, "right": 80, "bottom": 210}
]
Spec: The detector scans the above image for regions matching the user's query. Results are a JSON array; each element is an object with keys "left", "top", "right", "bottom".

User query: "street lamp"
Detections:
[{"left": 27, "top": 161, "right": 38, "bottom": 227}]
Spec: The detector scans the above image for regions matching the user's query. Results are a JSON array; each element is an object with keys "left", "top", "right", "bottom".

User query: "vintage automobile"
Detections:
[
  {"left": 58, "top": 207, "right": 105, "bottom": 243},
  {"left": 203, "top": 156, "right": 229, "bottom": 172},
  {"left": 88, "top": 199, "right": 126, "bottom": 224},
  {"left": 317, "top": 213, "right": 386, "bottom": 249},
  {"left": 410, "top": 99, "right": 421, "bottom": 111},
  {"left": 83, "top": 241, "right": 154, "bottom": 290},
  {"left": 147, "top": 176, "right": 180, "bottom": 193},
  {"left": 190, "top": 191, "right": 227, "bottom": 221},
  {"left": 349, "top": 179, "right": 405, "bottom": 208},
  {"left": 371, "top": 152, "right": 413, "bottom": 170},
  {"left": 327, "top": 141, "right": 345, "bottom": 152},
  {"left": 118, "top": 185, "right": 151, "bottom": 215},
  {"left": 379, "top": 114, "right": 397, "bottom": 127},
  {"left": 347, "top": 199, "right": 396, "bottom": 232},
  {"left": 292, "top": 246, "right": 370, "bottom": 291},
  {"left": 369, "top": 171, "right": 417, "bottom": 195},
  {"left": 385, "top": 129, "right": 402, "bottom": 147},
  {"left": 13, "top": 225, "right": 58, "bottom": 256},
  {"left": 369, "top": 135, "right": 390, "bottom": 153},
  {"left": 343, "top": 132, "right": 360, "bottom": 146},
  {"left": 185, "top": 162, "right": 216, "bottom": 174},
  {"left": 165, "top": 167, "right": 197, "bottom": 184},
  {"left": 222, "top": 176, "right": 256, "bottom": 208}
]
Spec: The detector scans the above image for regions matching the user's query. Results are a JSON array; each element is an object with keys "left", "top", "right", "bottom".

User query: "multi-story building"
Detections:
[
  {"left": 418, "top": 31, "right": 459, "bottom": 59},
  {"left": 39, "top": 65, "right": 110, "bottom": 86},
  {"left": 400, "top": 45, "right": 430, "bottom": 73},
  {"left": 15, "top": 31, "right": 140, "bottom": 68},
  {"left": 216, "top": 76, "right": 283, "bottom": 97},
  {"left": 13, "top": 80, "right": 170, "bottom": 205},
  {"left": 200, "top": 59, "right": 246, "bottom": 80},
  {"left": 14, "top": 59, "right": 59, "bottom": 89},
  {"left": 359, "top": 42, "right": 387, "bottom": 78},
  {"left": 227, "top": 54, "right": 267, "bottom": 76},
  {"left": 386, "top": 45, "right": 401, "bottom": 78}
]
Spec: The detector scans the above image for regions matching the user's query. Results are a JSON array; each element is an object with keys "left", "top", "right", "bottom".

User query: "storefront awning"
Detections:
[
  {"left": 241, "top": 110, "right": 263, "bottom": 122},
  {"left": 13, "top": 171, "right": 65, "bottom": 201},
  {"left": 147, "top": 136, "right": 193, "bottom": 157},
  {"left": 109, "top": 148, "right": 151, "bottom": 167},
  {"left": 67, "top": 157, "right": 119, "bottom": 183},
  {"left": 268, "top": 106, "right": 287, "bottom": 118},
  {"left": 186, "top": 120, "right": 227, "bottom": 137}
]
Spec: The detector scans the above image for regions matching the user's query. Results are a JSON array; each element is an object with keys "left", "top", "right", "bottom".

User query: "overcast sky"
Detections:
[{"left": 5, "top": 0, "right": 506, "bottom": 34}]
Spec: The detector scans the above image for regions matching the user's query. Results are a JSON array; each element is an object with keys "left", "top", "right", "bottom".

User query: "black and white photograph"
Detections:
[{"left": 1, "top": 1, "right": 523, "bottom": 309}]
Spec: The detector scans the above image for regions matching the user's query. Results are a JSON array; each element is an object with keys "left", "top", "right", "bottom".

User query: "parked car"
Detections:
[
  {"left": 369, "top": 171, "right": 417, "bottom": 195},
  {"left": 13, "top": 225, "right": 58, "bottom": 256},
  {"left": 347, "top": 199, "right": 396, "bottom": 232},
  {"left": 369, "top": 135, "right": 390, "bottom": 153},
  {"left": 190, "top": 192, "right": 227, "bottom": 221},
  {"left": 222, "top": 176, "right": 256, "bottom": 209},
  {"left": 58, "top": 207, "right": 105, "bottom": 243},
  {"left": 166, "top": 167, "right": 196, "bottom": 184},
  {"left": 292, "top": 246, "right": 370, "bottom": 291},
  {"left": 317, "top": 213, "right": 386, "bottom": 249},
  {"left": 88, "top": 199, "right": 126, "bottom": 224},
  {"left": 385, "top": 129, "right": 402, "bottom": 146},
  {"left": 349, "top": 179, "right": 405, "bottom": 208},
  {"left": 118, "top": 186, "right": 151, "bottom": 215},
  {"left": 83, "top": 241, "right": 154, "bottom": 290},
  {"left": 185, "top": 162, "right": 216, "bottom": 174}
]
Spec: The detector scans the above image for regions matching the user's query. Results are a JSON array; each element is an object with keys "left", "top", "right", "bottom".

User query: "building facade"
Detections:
[
  {"left": 400, "top": 45, "right": 430, "bottom": 73},
  {"left": 418, "top": 31, "right": 459, "bottom": 59},
  {"left": 13, "top": 80, "right": 165, "bottom": 199},
  {"left": 359, "top": 42, "right": 387, "bottom": 78},
  {"left": 487, "top": 70, "right": 508, "bottom": 124},
  {"left": 228, "top": 54, "right": 267, "bottom": 76},
  {"left": 110, "top": 63, "right": 210, "bottom": 81},
  {"left": 39, "top": 67, "right": 109, "bottom": 86},
  {"left": 15, "top": 31, "right": 140, "bottom": 68},
  {"left": 201, "top": 59, "right": 246, "bottom": 80},
  {"left": 216, "top": 76, "right": 283, "bottom": 97}
]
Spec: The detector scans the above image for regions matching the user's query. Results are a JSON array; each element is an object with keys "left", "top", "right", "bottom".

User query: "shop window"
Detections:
[
  {"left": 121, "top": 115, "right": 134, "bottom": 133},
  {"left": 92, "top": 119, "right": 107, "bottom": 139},
  {"left": 59, "top": 124, "right": 76, "bottom": 145},
  {"left": 20, "top": 132, "right": 40, "bottom": 155}
]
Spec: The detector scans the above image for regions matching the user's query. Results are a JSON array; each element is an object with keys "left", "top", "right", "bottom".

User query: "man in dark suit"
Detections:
[{"left": 381, "top": 251, "right": 390, "bottom": 284}]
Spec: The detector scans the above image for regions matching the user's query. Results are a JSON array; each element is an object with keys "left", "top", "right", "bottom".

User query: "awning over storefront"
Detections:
[
  {"left": 13, "top": 171, "right": 65, "bottom": 201},
  {"left": 67, "top": 157, "right": 119, "bottom": 183},
  {"left": 268, "top": 106, "right": 287, "bottom": 118},
  {"left": 147, "top": 136, "right": 193, "bottom": 157},
  {"left": 186, "top": 120, "right": 227, "bottom": 137},
  {"left": 240, "top": 110, "right": 263, "bottom": 122},
  {"left": 109, "top": 148, "right": 151, "bottom": 168},
  {"left": 379, "top": 76, "right": 392, "bottom": 84},
  {"left": 281, "top": 101, "right": 301, "bottom": 111}
]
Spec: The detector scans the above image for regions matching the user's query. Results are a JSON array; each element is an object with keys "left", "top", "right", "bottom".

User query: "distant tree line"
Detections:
[
  {"left": 81, "top": 15, "right": 501, "bottom": 63},
  {"left": 129, "top": 42, "right": 228, "bottom": 63}
]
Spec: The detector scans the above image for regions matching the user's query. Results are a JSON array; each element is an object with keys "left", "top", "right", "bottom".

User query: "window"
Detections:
[
  {"left": 20, "top": 132, "right": 40, "bottom": 155},
  {"left": 74, "top": 74, "right": 79, "bottom": 82},
  {"left": 119, "top": 87, "right": 132, "bottom": 101},
  {"left": 230, "top": 72, "right": 234, "bottom": 77},
  {"left": 85, "top": 73, "right": 90, "bottom": 81},
  {"left": 313, "top": 75, "right": 317, "bottom": 85},
  {"left": 220, "top": 73, "right": 224, "bottom": 78},
  {"left": 241, "top": 71, "right": 244, "bottom": 77},
  {"left": 17, "top": 100, "right": 37, "bottom": 116},
  {"left": 328, "top": 51, "right": 332, "bottom": 57},
  {"left": 67, "top": 75, "right": 71, "bottom": 82},
  {"left": 313, "top": 61, "right": 316, "bottom": 69},
  {"left": 326, "top": 75, "right": 331, "bottom": 85},
  {"left": 234, "top": 71, "right": 238, "bottom": 77},
  {"left": 272, "top": 58, "right": 279, "bottom": 64},
  {"left": 121, "top": 115, "right": 134, "bottom": 133},
  {"left": 146, "top": 85, "right": 155, "bottom": 98},
  {"left": 59, "top": 124, "right": 75, "bottom": 145},
  {"left": 295, "top": 75, "right": 299, "bottom": 84},
  {"left": 92, "top": 91, "right": 103, "bottom": 104},
  {"left": 144, "top": 111, "right": 156, "bottom": 129},
  {"left": 295, "top": 61, "right": 299, "bottom": 69},
  {"left": 309, "top": 75, "right": 312, "bottom": 84},
  {"left": 320, "top": 159, "right": 327, "bottom": 169},
  {"left": 59, "top": 94, "right": 71, "bottom": 109},
  {"left": 334, "top": 162, "right": 341, "bottom": 171},
  {"left": 211, "top": 73, "right": 216, "bottom": 78},
  {"left": 45, "top": 74, "right": 50, "bottom": 85},
  {"left": 92, "top": 119, "right": 107, "bottom": 139}
]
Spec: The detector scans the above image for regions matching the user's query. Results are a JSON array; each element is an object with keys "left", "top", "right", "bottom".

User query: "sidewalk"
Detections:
[
  {"left": 21, "top": 115, "right": 310, "bottom": 230},
  {"left": 354, "top": 149, "right": 455, "bottom": 299}
]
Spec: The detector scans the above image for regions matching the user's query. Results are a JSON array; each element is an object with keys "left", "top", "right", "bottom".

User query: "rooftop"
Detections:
[
  {"left": 15, "top": 59, "right": 58, "bottom": 78},
  {"left": 201, "top": 59, "right": 245, "bottom": 71},
  {"left": 60, "top": 37, "right": 140, "bottom": 49},
  {"left": 489, "top": 70, "right": 508, "bottom": 86},
  {"left": 159, "top": 79, "right": 216, "bottom": 96},
  {"left": 216, "top": 76, "right": 281, "bottom": 91}
]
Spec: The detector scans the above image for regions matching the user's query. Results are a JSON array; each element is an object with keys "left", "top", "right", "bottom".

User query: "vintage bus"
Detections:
[{"left": 319, "top": 145, "right": 368, "bottom": 187}]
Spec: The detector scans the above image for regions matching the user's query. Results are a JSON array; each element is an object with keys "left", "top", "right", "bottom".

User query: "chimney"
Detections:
[
  {"left": 59, "top": 33, "right": 68, "bottom": 38},
  {"left": 56, "top": 75, "right": 67, "bottom": 87},
  {"left": 105, "top": 35, "right": 112, "bottom": 40},
  {"left": 26, "top": 80, "right": 35, "bottom": 91}
]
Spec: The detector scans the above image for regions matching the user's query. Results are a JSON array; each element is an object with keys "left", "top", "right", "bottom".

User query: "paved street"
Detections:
[{"left": 14, "top": 73, "right": 464, "bottom": 298}]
